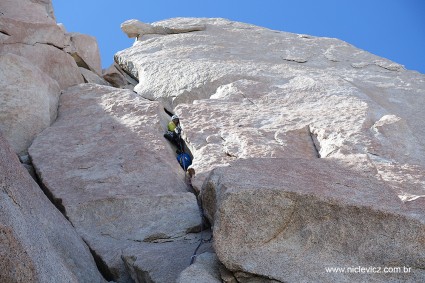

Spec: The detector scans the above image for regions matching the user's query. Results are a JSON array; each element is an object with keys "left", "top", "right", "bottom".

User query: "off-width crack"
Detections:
[
  {"left": 30, "top": 160, "right": 71, "bottom": 221},
  {"left": 82, "top": 239, "right": 115, "bottom": 282}
]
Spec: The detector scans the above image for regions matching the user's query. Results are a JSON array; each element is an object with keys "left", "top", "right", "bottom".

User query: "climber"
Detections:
[{"left": 164, "top": 114, "right": 184, "bottom": 152}]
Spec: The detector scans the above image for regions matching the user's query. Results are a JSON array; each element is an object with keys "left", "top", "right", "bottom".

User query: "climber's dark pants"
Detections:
[{"left": 164, "top": 131, "right": 184, "bottom": 152}]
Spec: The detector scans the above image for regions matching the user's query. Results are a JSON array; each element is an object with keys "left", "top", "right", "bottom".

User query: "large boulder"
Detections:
[
  {"left": 0, "top": 43, "right": 84, "bottom": 90},
  {"left": 121, "top": 18, "right": 206, "bottom": 38},
  {"left": 0, "top": 0, "right": 83, "bottom": 90},
  {"left": 202, "top": 158, "right": 425, "bottom": 282},
  {"left": 66, "top": 32, "right": 103, "bottom": 75},
  {"left": 0, "top": 0, "right": 56, "bottom": 25},
  {"left": 0, "top": 53, "right": 60, "bottom": 154},
  {"left": 0, "top": 133, "right": 105, "bottom": 282},
  {"left": 0, "top": 0, "right": 87, "bottom": 154},
  {"left": 29, "top": 84, "right": 205, "bottom": 282}
]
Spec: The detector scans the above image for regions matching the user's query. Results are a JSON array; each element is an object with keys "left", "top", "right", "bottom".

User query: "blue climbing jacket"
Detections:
[{"left": 177, "top": 153, "right": 192, "bottom": 171}]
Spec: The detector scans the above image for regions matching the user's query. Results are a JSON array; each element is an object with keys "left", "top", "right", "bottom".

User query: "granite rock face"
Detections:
[
  {"left": 115, "top": 17, "right": 425, "bottom": 198},
  {"left": 0, "top": 1, "right": 84, "bottom": 90},
  {"left": 0, "top": 53, "right": 60, "bottom": 154},
  {"left": 29, "top": 84, "right": 204, "bottom": 282},
  {"left": 0, "top": 0, "right": 106, "bottom": 154},
  {"left": 0, "top": 133, "right": 105, "bottom": 283},
  {"left": 115, "top": 17, "right": 425, "bottom": 281},
  {"left": 0, "top": 0, "right": 56, "bottom": 25},
  {"left": 202, "top": 158, "right": 425, "bottom": 282},
  {"left": 2, "top": 6, "right": 424, "bottom": 281},
  {"left": 177, "top": 252, "right": 221, "bottom": 283}
]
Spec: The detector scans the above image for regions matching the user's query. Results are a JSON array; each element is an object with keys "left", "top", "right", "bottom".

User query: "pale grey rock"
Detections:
[
  {"left": 115, "top": 17, "right": 425, "bottom": 204},
  {"left": 0, "top": 53, "right": 60, "bottom": 154},
  {"left": 0, "top": 16, "right": 69, "bottom": 48},
  {"left": 29, "top": 84, "right": 203, "bottom": 282},
  {"left": 202, "top": 158, "right": 425, "bottom": 283},
  {"left": 0, "top": 0, "right": 56, "bottom": 24},
  {"left": 0, "top": 133, "right": 105, "bottom": 283},
  {"left": 80, "top": 67, "right": 110, "bottom": 86},
  {"left": 177, "top": 252, "right": 221, "bottom": 283},
  {"left": 121, "top": 18, "right": 205, "bottom": 39},
  {"left": 0, "top": 0, "right": 84, "bottom": 91},
  {"left": 0, "top": 43, "right": 84, "bottom": 90},
  {"left": 66, "top": 32, "right": 103, "bottom": 75},
  {"left": 121, "top": 19, "right": 156, "bottom": 38},
  {"left": 0, "top": 0, "right": 85, "bottom": 156}
]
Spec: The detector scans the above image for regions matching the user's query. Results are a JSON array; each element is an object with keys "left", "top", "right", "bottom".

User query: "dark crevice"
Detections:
[
  {"left": 122, "top": 256, "right": 153, "bottom": 283},
  {"left": 225, "top": 152, "right": 237, "bottom": 158},
  {"left": 2, "top": 41, "right": 65, "bottom": 52},
  {"left": 283, "top": 58, "right": 308, "bottom": 63},
  {"left": 83, "top": 239, "right": 115, "bottom": 282},
  {"left": 22, "top": 156, "right": 97, "bottom": 276},
  {"left": 70, "top": 52, "right": 91, "bottom": 70},
  {"left": 27, "top": 156, "right": 70, "bottom": 221},
  {"left": 308, "top": 125, "right": 321, "bottom": 158},
  {"left": 163, "top": 107, "right": 174, "bottom": 117},
  {"left": 0, "top": 30, "right": 11, "bottom": 36},
  {"left": 161, "top": 108, "right": 213, "bottom": 264},
  {"left": 43, "top": 42, "right": 64, "bottom": 50},
  {"left": 114, "top": 56, "right": 140, "bottom": 83}
]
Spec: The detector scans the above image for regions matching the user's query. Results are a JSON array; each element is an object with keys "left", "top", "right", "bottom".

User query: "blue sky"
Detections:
[{"left": 52, "top": 0, "right": 425, "bottom": 74}]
